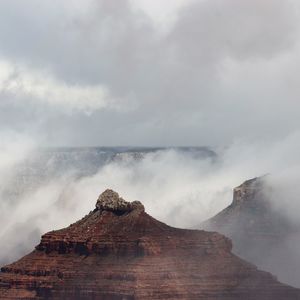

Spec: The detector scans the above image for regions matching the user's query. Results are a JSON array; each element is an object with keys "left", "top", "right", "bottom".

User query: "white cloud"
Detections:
[
  {"left": 0, "top": 60, "right": 114, "bottom": 113},
  {"left": 0, "top": 131, "right": 34, "bottom": 173},
  {"left": 129, "top": 0, "right": 195, "bottom": 33}
]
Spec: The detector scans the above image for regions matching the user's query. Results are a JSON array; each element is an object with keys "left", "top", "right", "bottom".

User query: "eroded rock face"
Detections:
[
  {"left": 203, "top": 177, "right": 287, "bottom": 241},
  {"left": 96, "top": 189, "right": 144, "bottom": 215},
  {"left": 202, "top": 176, "right": 300, "bottom": 288},
  {"left": 232, "top": 177, "right": 266, "bottom": 205},
  {"left": 1, "top": 189, "right": 300, "bottom": 299}
]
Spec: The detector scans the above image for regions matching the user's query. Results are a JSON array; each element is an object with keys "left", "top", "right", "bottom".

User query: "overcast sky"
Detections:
[{"left": 0, "top": 0, "right": 300, "bottom": 147}]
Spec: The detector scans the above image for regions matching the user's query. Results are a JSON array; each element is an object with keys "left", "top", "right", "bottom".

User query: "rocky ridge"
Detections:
[
  {"left": 0, "top": 189, "right": 300, "bottom": 299},
  {"left": 202, "top": 176, "right": 300, "bottom": 287}
]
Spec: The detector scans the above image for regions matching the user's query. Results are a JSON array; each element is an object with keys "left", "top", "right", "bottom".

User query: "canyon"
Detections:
[{"left": 0, "top": 189, "right": 299, "bottom": 299}]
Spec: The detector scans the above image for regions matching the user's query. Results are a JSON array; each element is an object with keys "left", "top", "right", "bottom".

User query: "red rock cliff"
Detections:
[{"left": 0, "top": 189, "right": 299, "bottom": 299}]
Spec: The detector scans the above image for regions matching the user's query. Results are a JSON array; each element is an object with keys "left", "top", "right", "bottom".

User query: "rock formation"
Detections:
[
  {"left": 1, "top": 189, "right": 300, "bottom": 299},
  {"left": 95, "top": 189, "right": 144, "bottom": 214},
  {"left": 202, "top": 176, "right": 300, "bottom": 287}
]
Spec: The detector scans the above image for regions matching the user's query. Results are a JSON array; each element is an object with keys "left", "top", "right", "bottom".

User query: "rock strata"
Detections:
[{"left": 1, "top": 189, "right": 300, "bottom": 299}]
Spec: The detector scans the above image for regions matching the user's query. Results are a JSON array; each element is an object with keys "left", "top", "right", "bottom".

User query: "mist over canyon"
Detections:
[
  {"left": 2, "top": 188, "right": 300, "bottom": 299},
  {"left": 1, "top": 133, "right": 300, "bottom": 291}
]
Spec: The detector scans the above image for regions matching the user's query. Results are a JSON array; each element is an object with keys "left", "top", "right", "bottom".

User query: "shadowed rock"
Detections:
[{"left": 202, "top": 176, "right": 300, "bottom": 288}]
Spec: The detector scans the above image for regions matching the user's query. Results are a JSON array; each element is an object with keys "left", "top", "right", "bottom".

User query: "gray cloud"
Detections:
[{"left": 0, "top": 0, "right": 299, "bottom": 146}]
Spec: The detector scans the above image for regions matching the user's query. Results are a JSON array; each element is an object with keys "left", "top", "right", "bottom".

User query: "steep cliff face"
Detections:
[
  {"left": 202, "top": 176, "right": 300, "bottom": 287},
  {"left": 204, "top": 177, "right": 291, "bottom": 242},
  {"left": 1, "top": 189, "right": 300, "bottom": 299}
]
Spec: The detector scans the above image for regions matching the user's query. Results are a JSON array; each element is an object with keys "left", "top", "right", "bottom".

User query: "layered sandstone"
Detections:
[{"left": 1, "top": 189, "right": 300, "bottom": 299}]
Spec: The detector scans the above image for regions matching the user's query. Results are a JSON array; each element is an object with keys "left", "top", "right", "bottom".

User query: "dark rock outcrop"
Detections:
[
  {"left": 1, "top": 189, "right": 300, "bottom": 299},
  {"left": 95, "top": 189, "right": 144, "bottom": 215},
  {"left": 202, "top": 176, "right": 300, "bottom": 287}
]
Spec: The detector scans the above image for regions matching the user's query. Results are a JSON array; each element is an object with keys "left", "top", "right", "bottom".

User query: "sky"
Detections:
[{"left": 0, "top": 0, "right": 300, "bottom": 147}]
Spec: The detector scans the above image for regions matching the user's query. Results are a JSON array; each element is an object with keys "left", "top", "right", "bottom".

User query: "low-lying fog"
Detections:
[{"left": 1, "top": 131, "right": 300, "bottom": 288}]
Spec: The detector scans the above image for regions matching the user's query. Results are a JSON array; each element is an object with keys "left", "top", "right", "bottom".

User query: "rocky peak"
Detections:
[
  {"left": 95, "top": 189, "right": 144, "bottom": 215},
  {"left": 202, "top": 176, "right": 300, "bottom": 288},
  {"left": 1, "top": 188, "right": 300, "bottom": 299},
  {"left": 232, "top": 176, "right": 267, "bottom": 205}
]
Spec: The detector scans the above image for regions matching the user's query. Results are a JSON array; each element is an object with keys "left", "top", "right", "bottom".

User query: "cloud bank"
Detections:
[{"left": 0, "top": 0, "right": 299, "bottom": 146}]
